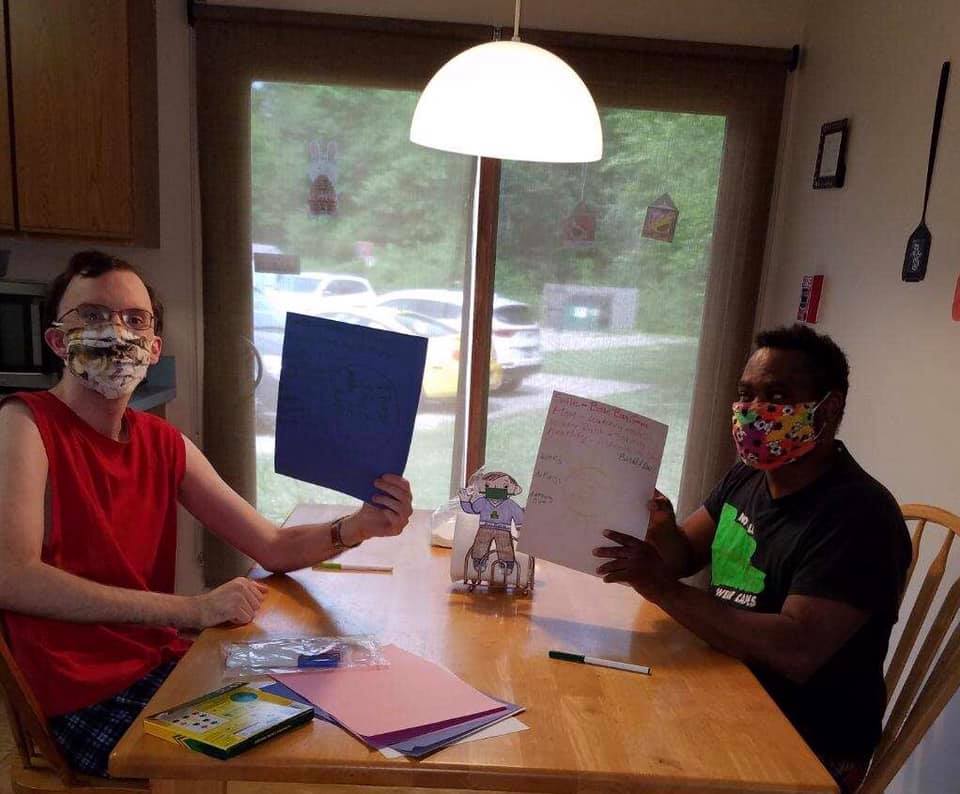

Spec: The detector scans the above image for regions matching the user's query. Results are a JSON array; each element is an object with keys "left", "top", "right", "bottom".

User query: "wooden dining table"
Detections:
[{"left": 110, "top": 508, "right": 837, "bottom": 794}]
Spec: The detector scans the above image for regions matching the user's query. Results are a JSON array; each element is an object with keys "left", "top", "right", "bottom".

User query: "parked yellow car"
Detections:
[{"left": 320, "top": 309, "right": 503, "bottom": 400}]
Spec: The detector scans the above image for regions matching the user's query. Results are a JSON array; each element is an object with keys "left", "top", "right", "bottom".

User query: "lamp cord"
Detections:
[{"left": 512, "top": 0, "right": 521, "bottom": 41}]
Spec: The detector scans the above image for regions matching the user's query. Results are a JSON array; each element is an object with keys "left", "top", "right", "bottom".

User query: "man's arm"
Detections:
[
  {"left": 178, "top": 436, "right": 412, "bottom": 574},
  {"left": 656, "top": 582, "right": 867, "bottom": 683},
  {"left": 0, "top": 401, "right": 263, "bottom": 629},
  {"left": 594, "top": 531, "right": 869, "bottom": 683}
]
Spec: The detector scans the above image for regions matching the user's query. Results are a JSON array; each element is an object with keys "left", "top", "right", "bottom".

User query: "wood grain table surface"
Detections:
[{"left": 110, "top": 509, "right": 837, "bottom": 794}]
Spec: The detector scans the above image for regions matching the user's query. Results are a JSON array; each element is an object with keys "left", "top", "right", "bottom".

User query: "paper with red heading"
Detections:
[{"left": 517, "top": 391, "right": 668, "bottom": 576}]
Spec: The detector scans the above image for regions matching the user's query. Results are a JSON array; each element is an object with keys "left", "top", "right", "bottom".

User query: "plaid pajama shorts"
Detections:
[
  {"left": 48, "top": 660, "right": 178, "bottom": 777},
  {"left": 821, "top": 752, "right": 870, "bottom": 794}
]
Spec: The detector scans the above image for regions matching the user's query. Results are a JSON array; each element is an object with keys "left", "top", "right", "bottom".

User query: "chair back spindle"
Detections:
[{"left": 860, "top": 504, "right": 960, "bottom": 794}]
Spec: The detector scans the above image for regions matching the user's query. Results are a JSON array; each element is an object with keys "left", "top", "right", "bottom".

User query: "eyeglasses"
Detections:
[{"left": 53, "top": 303, "right": 156, "bottom": 332}]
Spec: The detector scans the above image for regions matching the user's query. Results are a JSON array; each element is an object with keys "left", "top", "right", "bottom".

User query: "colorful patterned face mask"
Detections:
[
  {"left": 64, "top": 325, "right": 152, "bottom": 400},
  {"left": 731, "top": 395, "right": 829, "bottom": 470}
]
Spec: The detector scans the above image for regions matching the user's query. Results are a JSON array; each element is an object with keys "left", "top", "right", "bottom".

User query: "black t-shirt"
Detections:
[{"left": 703, "top": 441, "right": 911, "bottom": 759}]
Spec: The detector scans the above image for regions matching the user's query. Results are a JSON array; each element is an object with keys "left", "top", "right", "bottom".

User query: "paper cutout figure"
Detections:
[
  {"left": 562, "top": 201, "right": 597, "bottom": 248},
  {"left": 641, "top": 193, "right": 679, "bottom": 243},
  {"left": 308, "top": 140, "right": 338, "bottom": 216},
  {"left": 457, "top": 470, "right": 533, "bottom": 593}
]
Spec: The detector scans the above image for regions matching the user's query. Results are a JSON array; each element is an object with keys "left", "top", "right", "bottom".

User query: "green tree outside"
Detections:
[{"left": 251, "top": 81, "right": 724, "bottom": 335}]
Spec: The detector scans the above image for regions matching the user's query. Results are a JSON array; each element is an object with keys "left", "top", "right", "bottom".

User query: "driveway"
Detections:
[{"left": 540, "top": 328, "right": 696, "bottom": 352}]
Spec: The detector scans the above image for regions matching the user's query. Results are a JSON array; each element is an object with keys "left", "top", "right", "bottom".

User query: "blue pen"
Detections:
[{"left": 297, "top": 651, "right": 341, "bottom": 669}]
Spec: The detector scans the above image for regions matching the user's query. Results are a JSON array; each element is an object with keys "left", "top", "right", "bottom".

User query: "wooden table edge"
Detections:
[{"left": 110, "top": 751, "right": 837, "bottom": 793}]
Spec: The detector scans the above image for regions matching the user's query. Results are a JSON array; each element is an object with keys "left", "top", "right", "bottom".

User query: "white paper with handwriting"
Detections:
[{"left": 517, "top": 391, "right": 668, "bottom": 577}]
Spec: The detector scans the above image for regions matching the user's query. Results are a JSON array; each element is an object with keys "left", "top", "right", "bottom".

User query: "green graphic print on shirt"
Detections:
[{"left": 711, "top": 503, "right": 766, "bottom": 608}]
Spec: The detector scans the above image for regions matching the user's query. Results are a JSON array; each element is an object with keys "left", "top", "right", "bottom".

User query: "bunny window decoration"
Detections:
[{"left": 307, "top": 139, "right": 339, "bottom": 216}]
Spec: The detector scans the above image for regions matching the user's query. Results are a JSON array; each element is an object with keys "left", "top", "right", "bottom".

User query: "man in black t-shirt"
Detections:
[{"left": 593, "top": 324, "right": 911, "bottom": 793}]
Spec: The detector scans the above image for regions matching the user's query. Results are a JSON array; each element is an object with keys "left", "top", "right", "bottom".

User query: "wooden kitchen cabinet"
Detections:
[
  {"left": 0, "top": 5, "right": 14, "bottom": 231},
  {"left": 4, "top": 0, "right": 158, "bottom": 245}
]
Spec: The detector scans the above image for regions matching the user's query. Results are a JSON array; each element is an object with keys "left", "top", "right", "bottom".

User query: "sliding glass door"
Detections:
[
  {"left": 195, "top": 8, "right": 786, "bottom": 581},
  {"left": 487, "top": 110, "right": 725, "bottom": 503},
  {"left": 250, "top": 84, "right": 724, "bottom": 517},
  {"left": 250, "top": 81, "right": 476, "bottom": 520}
]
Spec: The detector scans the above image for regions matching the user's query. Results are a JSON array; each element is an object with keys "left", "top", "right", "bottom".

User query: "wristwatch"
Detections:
[{"left": 331, "top": 515, "right": 362, "bottom": 551}]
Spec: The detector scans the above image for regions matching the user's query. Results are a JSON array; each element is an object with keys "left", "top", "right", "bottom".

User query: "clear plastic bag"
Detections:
[
  {"left": 222, "top": 636, "right": 388, "bottom": 678},
  {"left": 429, "top": 498, "right": 460, "bottom": 548},
  {"left": 430, "top": 467, "right": 490, "bottom": 548}
]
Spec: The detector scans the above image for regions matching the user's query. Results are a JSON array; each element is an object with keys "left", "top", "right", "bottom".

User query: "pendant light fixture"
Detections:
[{"left": 410, "top": 0, "right": 603, "bottom": 163}]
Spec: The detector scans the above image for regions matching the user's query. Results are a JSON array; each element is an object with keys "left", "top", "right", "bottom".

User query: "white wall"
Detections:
[
  {"left": 759, "top": 1, "right": 960, "bottom": 791},
  {"left": 1, "top": 0, "right": 205, "bottom": 594}
]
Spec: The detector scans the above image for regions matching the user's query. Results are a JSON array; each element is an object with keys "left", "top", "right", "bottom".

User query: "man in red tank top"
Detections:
[{"left": 0, "top": 251, "right": 414, "bottom": 776}]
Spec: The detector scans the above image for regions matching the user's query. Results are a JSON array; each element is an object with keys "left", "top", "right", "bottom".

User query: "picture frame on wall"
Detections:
[{"left": 813, "top": 119, "right": 849, "bottom": 189}]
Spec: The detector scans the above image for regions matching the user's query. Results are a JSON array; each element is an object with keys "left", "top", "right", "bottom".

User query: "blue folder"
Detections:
[{"left": 275, "top": 313, "right": 427, "bottom": 503}]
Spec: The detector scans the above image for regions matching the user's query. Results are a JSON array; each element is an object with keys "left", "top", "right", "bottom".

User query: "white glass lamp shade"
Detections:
[{"left": 410, "top": 40, "right": 603, "bottom": 163}]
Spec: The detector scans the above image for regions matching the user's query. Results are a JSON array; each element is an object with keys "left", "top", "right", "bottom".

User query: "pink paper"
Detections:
[{"left": 274, "top": 645, "right": 503, "bottom": 738}]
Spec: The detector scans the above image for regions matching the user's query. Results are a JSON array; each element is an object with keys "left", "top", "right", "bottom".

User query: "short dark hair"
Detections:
[
  {"left": 47, "top": 250, "right": 164, "bottom": 335},
  {"left": 754, "top": 324, "right": 849, "bottom": 399}
]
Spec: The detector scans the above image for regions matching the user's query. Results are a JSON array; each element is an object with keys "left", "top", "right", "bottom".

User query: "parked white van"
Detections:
[{"left": 266, "top": 273, "right": 376, "bottom": 319}]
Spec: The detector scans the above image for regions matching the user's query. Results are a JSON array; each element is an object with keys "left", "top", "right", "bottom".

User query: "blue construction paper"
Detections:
[
  {"left": 275, "top": 313, "right": 427, "bottom": 503},
  {"left": 261, "top": 680, "right": 327, "bottom": 719}
]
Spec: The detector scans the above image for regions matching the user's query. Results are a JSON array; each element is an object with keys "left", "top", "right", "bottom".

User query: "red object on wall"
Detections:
[
  {"left": 952, "top": 274, "right": 960, "bottom": 321},
  {"left": 797, "top": 275, "right": 825, "bottom": 323}
]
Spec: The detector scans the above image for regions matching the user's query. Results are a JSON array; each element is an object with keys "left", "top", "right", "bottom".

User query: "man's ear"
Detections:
[
  {"left": 150, "top": 335, "right": 163, "bottom": 366},
  {"left": 44, "top": 327, "right": 68, "bottom": 361},
  {"left": 819, "top": 391, "right": 844, "bottom": 435}
]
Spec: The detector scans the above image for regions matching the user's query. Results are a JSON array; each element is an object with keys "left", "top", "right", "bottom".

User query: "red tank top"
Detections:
[{"left": 2, "top": 391, "right": 191, "bottom": 717}]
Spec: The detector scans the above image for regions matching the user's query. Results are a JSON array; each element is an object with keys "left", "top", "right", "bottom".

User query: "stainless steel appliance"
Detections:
[{"left": 0, "top": 279, "right": 59, "bottom": 389}]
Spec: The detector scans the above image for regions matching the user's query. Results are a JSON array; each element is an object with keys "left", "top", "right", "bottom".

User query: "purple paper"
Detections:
[
  {"left": 363, "top": 705, "right": 507, "bottom": 747},
  {"left": 390, "top": 702, "right": 524, "bottom": 758}
]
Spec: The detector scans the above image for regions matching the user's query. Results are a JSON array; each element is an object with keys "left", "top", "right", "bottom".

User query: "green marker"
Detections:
[
  {"left": 549, "top": 650, "right": 651, "bottom": 675},
  {"left": 313, "top": 562, "right": 393, "bottom": 573}
]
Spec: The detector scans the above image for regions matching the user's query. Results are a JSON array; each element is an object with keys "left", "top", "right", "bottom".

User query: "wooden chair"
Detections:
[
  {"left": 859, "top": 504, "right": 960, "bottom": 794},
  {"left": 0, "top": 626, "right": 146, "bottom": 794}
]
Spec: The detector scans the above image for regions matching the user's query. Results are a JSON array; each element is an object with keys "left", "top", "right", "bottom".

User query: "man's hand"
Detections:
[
  {"left": 345, "top": 475, "right": 413, "bottom": 543},
  {"left": 593, "top": 530, "right": 676, "bottom": 601},
  {"left": 638, "top": 490, "right": 715, "bottom": 580},
  {"left": 189, "top": 577, "right": 268, "bottom": 628}
]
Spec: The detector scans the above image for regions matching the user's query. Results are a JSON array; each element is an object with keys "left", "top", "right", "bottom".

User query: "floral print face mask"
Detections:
[
  {"left": 731, "top": 394, "right": 829, "bottom": 470},
  {"left": 64, "top": 325, "right": 152, "bottom": 400}
]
